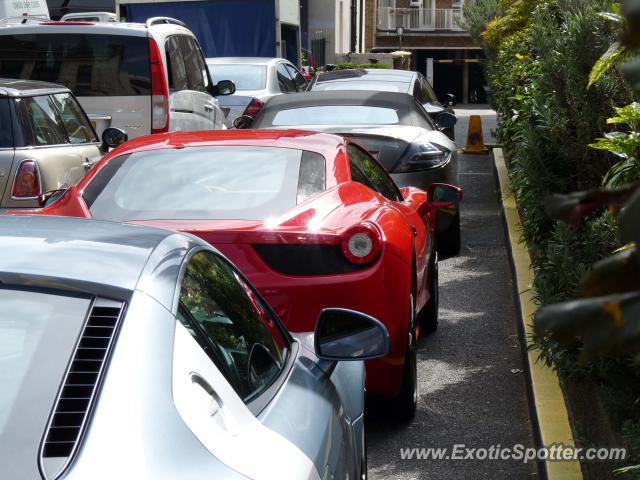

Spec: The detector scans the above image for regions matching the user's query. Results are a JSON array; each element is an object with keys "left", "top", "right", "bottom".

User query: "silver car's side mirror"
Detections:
[
  {"left": 314, "top": 308, "right": 390, "bottom": 362},
  {"left": 435, "top": 112, "right": 457, "bottom": 130},
  {"left": 102, "top": 127, "right": 128, "bottom": 149}
]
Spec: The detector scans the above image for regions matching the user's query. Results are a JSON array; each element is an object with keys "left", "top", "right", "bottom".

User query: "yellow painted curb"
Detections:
[{"left": 494, "top": 148, "right": 583, "bottom": 480}]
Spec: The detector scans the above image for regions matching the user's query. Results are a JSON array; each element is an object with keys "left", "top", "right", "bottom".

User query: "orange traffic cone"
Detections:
[{"left": 463, "top": 115, "right": 489, "bottom": 154}]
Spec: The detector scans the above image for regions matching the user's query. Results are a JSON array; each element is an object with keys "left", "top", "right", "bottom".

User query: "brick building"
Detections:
[{"left": 365, "top": 0, "right": 486, "bottom": 104}]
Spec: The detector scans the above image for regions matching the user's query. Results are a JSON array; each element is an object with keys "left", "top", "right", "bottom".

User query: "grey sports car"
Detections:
[{"left": 0, "top": 215, "right": 388, "bottom": 480}]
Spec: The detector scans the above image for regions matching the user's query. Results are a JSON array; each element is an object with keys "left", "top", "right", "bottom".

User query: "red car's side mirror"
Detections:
[{"left": 418, "top": 183, "right": 463, "bottom": 215}]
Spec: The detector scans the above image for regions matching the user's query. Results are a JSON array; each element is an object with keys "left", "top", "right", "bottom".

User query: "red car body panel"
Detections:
[{"left": 25, "top": 130, "right": 439, "bottom": 397}]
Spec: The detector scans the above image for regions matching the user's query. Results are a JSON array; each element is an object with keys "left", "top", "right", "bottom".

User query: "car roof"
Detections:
[
  {"left": 260, "top": 90, "right": 415, "bottom": 109},
  {"left": 0, "top": 78, "right": 69, "bottom": 97},
  {"left": 315, "top": 68, "right": 416, "bottom": 84},
  {"left": 0, "top": 215, "right": 185, "bottom": 294},
  {"left": 0, "top": 21, "right": 151, "bottom": 36},
  {"left": 205, "top": 57, "right": 286, "bottom": 65}
]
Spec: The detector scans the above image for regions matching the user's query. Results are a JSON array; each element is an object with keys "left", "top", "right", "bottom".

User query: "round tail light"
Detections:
[{"left": 341, "top": 223, "right": 383, "bottom": 265}]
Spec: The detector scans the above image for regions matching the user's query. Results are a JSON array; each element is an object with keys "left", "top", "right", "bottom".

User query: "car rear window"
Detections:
[
  {"left": 0, "top": 288, "right": 91, "bottom": 480},
  {"left": 84, "top": 146, "right": 326, "bottom": 221},
  {"left": 208, "top": 64, "right": 267, "bottom": 91},
  {"left": 0, "top": 34, "right": 151, "bottom": 96},
  {"left": 271, "top": 106, "right": 400, "bottom": 126},
  {"left": 312, "top": 80, "right": 409, "bottom": 93}
]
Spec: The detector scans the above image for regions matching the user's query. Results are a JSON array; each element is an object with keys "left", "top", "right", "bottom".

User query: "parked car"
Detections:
[
  {"left": 0, "top": 17, "right": 235, "bottom": 139},
  {"left": 307, "top": 68, "right": 457, "bottom": 141},
  {"left": 0, "top": 78, "right": 125, "bottom": 210},
  {"left": 0, "top": 214, "right": 388, "bottom": 479},
  {"left": 243, "top": 91, "right": 463, "bottom": 256},
  {"left": 23, "top": 129, "right": 462, "bottom": 419},
  {"left": 206, "top": 57, "right": 307, "bottom": 126}
]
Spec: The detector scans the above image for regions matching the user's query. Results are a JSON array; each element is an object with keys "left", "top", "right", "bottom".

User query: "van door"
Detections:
[{"left": 178, "top": 35, "right": 220, "bottom": 130}]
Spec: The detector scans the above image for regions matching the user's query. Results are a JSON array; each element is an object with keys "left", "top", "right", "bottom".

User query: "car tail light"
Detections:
[
  {"left": 11, "top": 160, "right": 41, "bottom": 198},
  {"left": 149, "top": 38, "right": 169, "bottom": 134},
  {"left": 392, "top": 141, "right": 450, "bottom": 173},
  {"left": 341, "top": 223, "right": 382, "bottom": 265},
  {"left": 243, "top": 98, "right": 264, "bottom": 119}
]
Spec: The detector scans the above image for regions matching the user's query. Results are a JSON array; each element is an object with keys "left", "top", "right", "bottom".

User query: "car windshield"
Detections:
[
  {"left": 208, "top": 64, "right": 267, "bottom": 91},
  {"left": 271, "top": 105, "right": 400, "bottom": 126},
  {"left": 0, "top": 288, "right": 91, "bottom": 480},
  {"left": 0, "top": 34, "right": 151, "bottom": 96},
  {"left": 84, "top": 146, "right": 326, "bottom": 221}
]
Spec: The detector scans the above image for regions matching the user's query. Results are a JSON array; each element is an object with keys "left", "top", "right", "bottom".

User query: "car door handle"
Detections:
[
  {"left": 204, "top": 103, "right": 215, "bottom": 112},
  {"left": 190, "top": 372, "right": 222, "bottom": 417}
]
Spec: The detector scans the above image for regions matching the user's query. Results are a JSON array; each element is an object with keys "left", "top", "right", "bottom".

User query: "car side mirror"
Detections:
[
  {"left": 233, "top": 115, "right": 254, "bottom": 129},
  {"left": 212, "top": 79, "right": 236, "bottom": 96},
  {"left": 446, "top": 93, "right": 456, "bottom": 107},
  {"left": 315, "top": 308, "right": 389, "bottom": 365},
  {"left": 435, "top": 112, "right": 457, "bottom": 130},
  {"left": 38, "top": 188, "right": 67, "bottom": 208},
  {"left": 102, "top": 127, "right": 128, "bottom": 150},
  {"left": 427, "top": 183, "right": 463, "bottom": 208}
]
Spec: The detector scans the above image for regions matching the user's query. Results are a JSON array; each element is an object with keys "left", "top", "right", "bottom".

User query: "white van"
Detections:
[
  {"left": 0, "top": 0, "right": 49, "bottom": 24},
  {"left": 0, "top": 18, "right": 234, "bottom": 138}
]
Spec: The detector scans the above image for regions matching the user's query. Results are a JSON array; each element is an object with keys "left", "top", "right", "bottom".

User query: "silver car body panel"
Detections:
[{"left": 0, "top": 215, "right": 364, "bottom": 479}]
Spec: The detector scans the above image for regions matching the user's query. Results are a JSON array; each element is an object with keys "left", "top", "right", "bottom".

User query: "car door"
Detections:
[
  {"left": 283, "top": 63, "right": 308, "bottom": 92},
  {"left": 179, "top": 35, "right": 221, "bottom": 130},
  {"left": 2, "top": 94, "right": 86, "bottom": 208},
  {"left": 172, "top": 249, "right": 356, "bottom": 480},
  {"left": 276, "top": 62, "right": 296, "bottom": 93},
  {"left": 165, "top": 35, "right": 192, "bottom": 132}
]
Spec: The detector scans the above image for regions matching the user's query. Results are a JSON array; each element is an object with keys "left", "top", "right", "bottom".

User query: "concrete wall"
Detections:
[{"left": 335, "top": 52, "right": 394, "bottom": 65}]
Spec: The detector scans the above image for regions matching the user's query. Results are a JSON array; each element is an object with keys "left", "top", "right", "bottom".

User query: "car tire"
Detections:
[
  {"left": 438, "top": 210, "right": 461, "bottom": 257},
  {"left": 419, "top": 254, "right": 439, "bottom": 334},
  {"left": 392, "top": 295, "right": 418, "bottom": 422}
]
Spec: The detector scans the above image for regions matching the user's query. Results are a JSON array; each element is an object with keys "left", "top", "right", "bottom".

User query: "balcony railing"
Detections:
[{"left": 377, "top": 7, "right": 466, "bottom": 32}]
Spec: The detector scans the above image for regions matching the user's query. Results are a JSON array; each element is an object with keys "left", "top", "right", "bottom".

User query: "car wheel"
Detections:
[
  {"left": 438, "top": 210, "right": 461, "bottom": 257},
  {"left": 419, "top": 254, "right": 439, "bottom": 334},
  {"left": 392, "top": 295, "right": 418, "bottom": 422}
]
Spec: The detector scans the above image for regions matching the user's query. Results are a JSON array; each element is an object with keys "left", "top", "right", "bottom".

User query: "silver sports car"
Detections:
[{"left": 0, "top": 215, "right": 389, "bottom": 480}]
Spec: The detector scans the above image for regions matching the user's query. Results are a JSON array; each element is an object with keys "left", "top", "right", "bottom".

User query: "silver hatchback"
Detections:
[
  {"left": 0, "top": 79, "right": 102, "bottom": 209},
  {"left": 0, "top": 215, "right": 388, "bottom": 480}
]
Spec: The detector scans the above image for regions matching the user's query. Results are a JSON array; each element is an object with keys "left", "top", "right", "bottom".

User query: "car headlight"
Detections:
[{"left": 392, "top": 141, "right": 451, "bottom": 173}]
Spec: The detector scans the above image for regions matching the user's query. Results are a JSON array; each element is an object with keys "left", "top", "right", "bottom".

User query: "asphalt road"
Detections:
[{"left": 366, "top": 109, "right": 538, "bottom": 479}]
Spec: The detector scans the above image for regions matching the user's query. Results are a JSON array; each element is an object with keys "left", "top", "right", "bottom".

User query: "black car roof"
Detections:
[
  {"left": 0, "top": 78, "right": 70, "bottom": 97},
  {"left": 260, "top": 90, "right": 416, "bottom": 110}
]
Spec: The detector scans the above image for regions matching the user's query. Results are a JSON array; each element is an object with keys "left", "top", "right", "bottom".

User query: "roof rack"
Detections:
[
  {"left": 0, "top": 14, "right": 49, "bottom": 25},
  {"left": 145, "top": 17, "right": 186, "bottom": 28}
]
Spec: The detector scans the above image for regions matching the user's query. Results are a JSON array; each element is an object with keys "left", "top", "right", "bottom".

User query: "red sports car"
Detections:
[{"left": 27, "top": 130, "right": 462, "bottom": 419}]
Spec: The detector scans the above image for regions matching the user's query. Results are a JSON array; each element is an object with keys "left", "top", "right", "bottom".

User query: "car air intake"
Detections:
[{"left": 40, "top": 299, "right": 124, "bottom": 478}]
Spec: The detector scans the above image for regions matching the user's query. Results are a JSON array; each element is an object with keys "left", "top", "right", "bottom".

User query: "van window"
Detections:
[
  {"left": 0, "top": 34, "right": 151, "bottom": 97},
  {"left": 178, "top": 36, "right": 206, "bottom": 93},
  {"left": 166, "top": 36, "right": 188, "bottom": 91}
]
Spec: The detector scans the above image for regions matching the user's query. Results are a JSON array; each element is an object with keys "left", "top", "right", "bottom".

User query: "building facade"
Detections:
[{"left": 366, "top": 0, "right": 485, "bottom": 104}]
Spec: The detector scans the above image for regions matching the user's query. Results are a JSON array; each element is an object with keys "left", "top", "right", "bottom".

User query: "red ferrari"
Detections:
[{"left": 26, "top": 130, "right": 462, "bottom": 419}]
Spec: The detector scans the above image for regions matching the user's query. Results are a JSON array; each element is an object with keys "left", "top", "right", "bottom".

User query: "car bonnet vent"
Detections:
[{"left": 40, "top": 299, "right": 124, "bottom": 478}]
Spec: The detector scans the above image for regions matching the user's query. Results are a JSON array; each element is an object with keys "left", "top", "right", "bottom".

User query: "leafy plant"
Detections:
[{"left": 590, "top": 103, "right": 640, "bottom": 187}]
